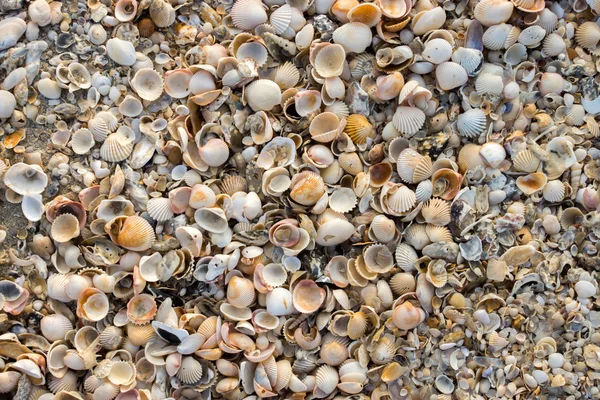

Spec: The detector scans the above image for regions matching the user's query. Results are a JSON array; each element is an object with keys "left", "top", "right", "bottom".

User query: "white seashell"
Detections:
[
  {"left": 316, "top": 219, "right": 355, "bottom": 246},
  {"left": 542, "top": 33, "right": 566, "bottom": 57},
  {"left": 0, "top": 90, "right": 16, "bottom": 119},
  {"left": 236, "top": 42, "right": 268, "bottom": 66},
  {"left": 296, "top": 23, "right": 314, "bottom": 50},
  {"left": 41, "top": 314, "right": 73, "bottom": 341},
  {"left": 71, "top": 128, "right": 96, "bottom": 154},
  {"left": 107, "top": 38, "right": 137, "bottom": 66},
  {"left": 266, "top": 287, "right": 295, "bottom": 316},
  {"left": 314, "top": 365, "right": 339, "bottom": 398},
  {"left": 332, "top": 22, "right": 373, "bottom": 54},
  {"left": 457, "top": 108, "right": 487, "bottom": 138},
  {"left": 480, "top": 142, "right": 506, "bottom": 168},
  {"left": 475, "top": 73, "right": 504, "bottom": 95},
  {"left": 314, "top": 44, "right": 346, "bottom": 78},
  {"left": 504, "top": 43, "right": 527, "bottom": 65},
  {"left": 3, "top": 163, "right": 48, "bottom": 195},
  {"left": 131, "top": 68, "right": 164, "bottom": 101},
  {"left": 96, "top": 111, "right": 119, "bottom": 132},
  {"left": 518, "top": 26, "right": 546, "bottom": 46},
  {"left": 422, "top": 38, "right": 453, "bottom": 64},
  {"left": 535, "top": 8, "right": 558, "bottom": 34},
  {"left": 270, "top": 4, "right": 292, "bottom": 34},
  {"left": 231, "top": 0, "right": 268, "bottom": 31},
  {"left": 119, "top": 95, "right": 143, "bottom": 117},
  {"left": 88, "top": 24, "right": 108, "bottom": 45},
  {"left": 451, "top": 47, "right": 483, "bottom": 75},
  {"left": 149, "top": 0, "right": 176, "bottom": 27},
  {"left": 245, "top": 79, "right": 282, "bottom": 111},
  {"left": 147, "top": 197, "right": 174, "bottom": 221},
  {"left": 2, "top": 68, "right": 26, "bottom": 90},
  {"left": 115, "top": 0, "right": 138, "bottom": 22},
  {"left": 164, "top": 69, "right": 192, "bottom": 99},
  {"left": 274, "top": 62, "right": 300, "bottom": 90},
  {"left": 474, "top": 0, "right": 514, "bottom": 26},
  {"left": 329, "top": 188, "right": 357, "bottom": 213},
  {"left": 21, "top": 194, "right": 44, "bottom": 222},
  {"left": 574, "top": 280, "right": 597, "bottom": 298},
  {"left": 37, "top": 78, "right": 62, "bottom": 100},
  {"left": 435, "top": 62, "right": 468, "bottom": 90},
  {"left": 392, "top": 106, "right": 426, "bottom": 135},
  {"left": 542, "top": 180, "right": 565, "bottom": 202},
  {"left": 0, "top": 17, "right": 27, "bottom": 51},
  {"left": 412, "top": 7, "right": 446, "bottom": 36},
  {"left": 29, "top": 0, "right": 52, "bottom": 26},
  {"left": 100, "top": 127, "right": 135, "bottom": 162},
  {"left": 482, "top": 23, "right": 520, "bottom": 50}
]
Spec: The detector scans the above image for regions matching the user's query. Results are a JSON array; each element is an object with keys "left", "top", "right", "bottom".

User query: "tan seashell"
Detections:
[
  {"left": 421, "top": 198, "right": 451, "bottom": 226},
  {"left": 412, "top": 7, "right": 446, "bottom": 36},
  {"left": 431, "top": 168, "right": 463, "bottom": 200},
  {"left": 100, "top": 128, "right": 135, "bottom": 162},
  {"left": 289, "top": 170, "right": 327, "bottom": 206},
  {"left": 105, "top": 215, "right": 156, "bottom": 251},
  {"left": 231, "top": 0, "right": 268, "bottom": 31},
  {"left": 227, "top": 276, "right": 256, "bottom": 308},
  {"left": 149, "top": 0, "right": 176, "bottom": 27},
  {"left": 347, "top": 3, "right": 382, "bottom": 27},
  {"left": 131, "top": 68, "right": 164, "bottom": 101},
  {"left": 314, "top": 365, "right": 339, "bottom": 398},
  {"left": 51, "top": 214, "right": 81, "bottom": 243},
  {"left": 378, "top": 0, "right": 412, "bottom": 18},
  {"left": 320, "top": 334, "right": 350, "bottom": 366},
  {"left": 576, "top": 22, "right": 600, "bottom": 49},
  {"left": 127, "top": 294, "right": 157, "bottom": 325},
  {"left": 385, "top": 184, "right": 416, "bottom": 214},
  {"left": 426, "top": 224, "right": 453, "bottom": 243},
  {"left": 107, "top": 361, "right": 136, "bottom": 386},
  {"left": 313, "top": 44, "right": 346, "bottom": 78},
  {"left": 369, "top": 162, "right": 393, "bottom": 187},
  {"left": 457, "top": 143, "right": 487, "bottom": 173},
  {"left": 293, "top": 280, "right": 326, "bottom": 313},
  {"left": 363, "top": 243, "right": 394, "bottom": 273},
  {"left": 333, "top": 22, "right": 373, "bottom": 54},
  {"left": 0, "top": 371, "right": 20, "bottom": 393},
  {"left": 310, "top": 112, "right": 345, "bottom": 143},
  {"left": 339, "top": 152, "right": 364, "bottom": 176},
  {"left": 426, "top": 260, "right": 448, "bottom": 287},
  {"left": 404, "top": 223, "right": 431, "bottom": 250},
  {"left": 516, "top": 172, "right": 548, "bottom": 195},
  {"left": 274, "top": 62, "right": 300, "bottom": 90},
  {"left": 397, "top": 148, "right": 433, "bottom": 184},
  {"left": 344, "top": 114, "right": 375, "bottom": 145},
  {"left": 390, "top": 272, "right": 417, "bottom": 295},
  {"left": 370, "top": 215, "right": 396, "bottom": 243},
  {"left": 127, "top": 323, "right": 157, "bottom": 346},
  {"left": 474, "top": 0, "right": 514, "bottom": 26},
  {"left": 392, "top": 106, "right": 426, "bottom": 136},
  {"left": 77, "top": 287, "right": 110, "bottom": 322},
  {"left": 392, "top": 301, "right": 425, "bottom": 329},
  {"left": 40, "top": 314, "right": 73, "bottom": 341},
  {"left": 375, "top": 71, "right": 405, "bottom": 101}
]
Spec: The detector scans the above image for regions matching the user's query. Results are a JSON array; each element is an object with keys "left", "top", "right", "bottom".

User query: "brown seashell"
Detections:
[
  {"left": 431, "top": 168, "right": 463, "bottom": 200},
  {"left": 292, "top": 280, "right": 326, "bottom": 314},
  {"left": 516, "top": 172, "right": 548, "bottom": 195}
]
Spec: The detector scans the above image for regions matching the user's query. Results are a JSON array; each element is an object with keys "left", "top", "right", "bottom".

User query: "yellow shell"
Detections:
[{"left": 344, "top": 114, "right": 375, "bottom": 145}]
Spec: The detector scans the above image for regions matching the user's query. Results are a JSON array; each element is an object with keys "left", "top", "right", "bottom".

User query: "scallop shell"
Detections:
[
  {"left": 421, "top": 198, "right": 451, "bottom": 226},
  {"left": 106, "top": 38, "right": 136, "bottom": 66},
  {"left": 386, "top": 185, "right": 417, "bottom": 214},
  {"left": 474, "top": 0, "right": 514, "bottom": 26},
  {"left": 456, "top": 108, "right": 487, "bottom": 138},
  {"left": 41, "top": 314, "right": 73, "bottom": 341},
  {"left": 451, "top": 47, "right": 484, "bottom": 75},
  {"left": 542, "top": 180, "right": 565, "bottom": 202},
  {"left": 475, "top": 73, "right": 504, "bottom": 96},
  {"left": 435, "top": 62, "right": 468, "bottom": 91},
  {"left": 112, "top": 216, "right": 156, "bottom": 251},
  {"left": 131, "top": 68, "right": 164, "bottom": 101},
  {"left": 397, "top": 148, "right": 433, "bottom": 184},
  {"left": 404, "top": 223, "right": 430, "bottom": 250},
  {"left": 147, "top": 197, "right": 174, "bottom": 222},
  {"left": 482, "top": 23, "right": 520, "bottom": 50},
  {"left": 344, "top": 114, "right": 374, "bottom": 144},
  {"left": 231, "top": 0, "right": 268, "bottom": 31},
  {"left": 100, "top": 129, "right": 135, "bottom": 162},
  {"left": 333, "top": 22, "right": 373, "bottom": 54},
  {"left": 392, "top": 106, "right": 426, "bottom": 136},
  {"left": 88, "top": 117, "right": 110, "bottom": 142},
  {"left": 426, "top": 224, "right": 453, "bottom": 242},
  {"left": 149, "top": 0, "right": 176, "bottom": 27},
  {"left": 289, "top": 170, "right": 327, "bottom": 206},
  {"left": 227, "top": 276, "right": 256, "bottom": 308},
  {"left": 274, "top": 62, "right": 300, "bottom": 90},
  {"left": 270, "top": 4, "right": 292, "bottom": 34},
  {"left": 314, "top": 365, "right": 339, "bottom": 398}
]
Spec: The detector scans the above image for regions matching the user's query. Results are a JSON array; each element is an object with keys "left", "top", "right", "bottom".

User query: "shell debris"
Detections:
[{"left": 0, "top": 0, "right": 599, "bottom": 399}]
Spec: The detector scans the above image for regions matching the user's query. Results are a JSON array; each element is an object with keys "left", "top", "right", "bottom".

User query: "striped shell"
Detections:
[{"left": 456, "top": 108, "right": 487, "bottom": 138}]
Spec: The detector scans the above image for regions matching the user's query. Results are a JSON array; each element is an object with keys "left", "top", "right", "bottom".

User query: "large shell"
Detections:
[
  {"left": 392, "top": 106, "right": 426, "bottom": 135},
  {"left": 149, "top": 0, "right": 176, "bottom": 27},
  {"left": 106, "top": 38, "right": 137, "bottom": 66},
  {"left": 231, "top": 0, "right": 268, "bottom": 31},
  {"left": 456, "top": 108, "right": 487, "bottom": 138},
  {"left": 0, "top": 17, "right": 27, "bottom": 51},
  {"left": 333, "top": 22, "right": 373, "bottom": 54},
  {"left": 435, "top": 62, "right": 468, "bottom": 90},
  {"left": 131, "top": 68, "right": 164, "bottom": 101},
  {"left": 474, "top": 0, "right": 514, "bottom": 26},
  {"left": 3, "top": 163, "right": 48, "bottom": 195},
  {"left": 245, "top": 79, "right": 282, "bottom": 111},
  {"left": 421, "top": 198, "right": 451, "bottom": 226}
]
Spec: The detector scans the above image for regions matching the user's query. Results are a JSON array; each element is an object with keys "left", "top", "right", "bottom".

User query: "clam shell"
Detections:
[
  {"left": 88, "top": 117, "right": 110, "bottom": 142},
  {"left": 518, "top": 25, "right": 546, "bottom": 46},
  {"left": 231, "top": 0, "right": 268, "bottom": 30},
  {"left": 339, "top": 152, "right": 363, "bottom": 175},
  {"left": 344, "top": 114, "right": 374, "bottom": 144},
  {"left": 106, "top": 38, "right": 136, "bottom": 66},
  {"left": 387, "top": 185, "right": 416, "bottom": 214},
  {"left": 3, "top": 163, "right": 48, "bottom": 195},
  {"left": 397, "top": 148, "right": 433, "bottom": 184},
  {"left": 289, "top": 170, "right": 327, "bottom": 206},
  {"left": 100, "top": 129, "right": 135, "bottom": 162},
  {"left": 412, "top": 7, "right": 446, "bottom": 36},
  {"left": 227, "top": 276, "right": 256, "bottom": 308},
  {"left": 333, "top": 22, "right": 373, "bottom": 54},
  {"left": 474, "top": 0, "right": 514, "bottom": 26},
  {"left": 41, "top": 314, "right": 73, "bottom": 341},
  {"left": 421, "top": 198, "right": 451, "bottom": 226},
  {"left": 516, "top": 172, "right": 548, "bottom": 195},
  {"left": 274, "top": 62, "right": 300, "bottom": 90},
  {"left": 347, "top": 3, "right": 382, "bottom": 27},
  {"left": 113, "top": 216, "right": 156, "bottom": 251},
  {"left": 378, "top": 0, "right": 411, "bottom": 19},
  {"left": 475, "top": 73, "right": 504, "bottom": 95},
  {"left": 266, "top": 287, "right": 295, "bottom": 316},
  {"left": 270, "top": 4, "right": 292, "bottom": 34},
  {"left": 0, "top": 17, "right": 27, "bottom": 51},
  {"left": 314, "top": 44, "right": 346, "bottom": 78},
  {"left": 329, "top": 188, "right": 357, "bottom": 213},
  {"left": 422, "top": 38, "right": 453, "bottom": 64},
  {"left": 127, "top": 294, "right": 157, "bottom": 325},
  {"left": 245, "top": 79, "right": 282, "bottom": 111},
  {"left": 451, "top": 47, "right": 483, "bottom": 75},
  {"left": 435, "top": 62, "right": 468, "bottom": 90},
  {"left": 147, "top": 197, "right": 174, "bottom": 222},
  {"left": 371, "top": 215, "right": 396, "bottom": 243},
  {"left": 482, "top": 23, "right": 520, "bottom": 50},
  {"left": 51, "top": 214, "right": 81, "bottom": 243},
  {"left": 456, "top": 108, "right": 487, "bottom": 138},
  {"left": 149, "top": 0, "right": 176, "bottom": 27},
  {"left": 542, "top": 180, "right": 565, "bottom": 202},
  {"left": 131, "top": 68, "right": 164, "bottom": 101},
  {"left": 404, "top": 223, "right": 430, "bottom": 250},
  {"left": 314, "top": 365, "right": 339, "bottom": 398},
  {"left": 71, "top": 128, "right": 95, "bottom": 155}
]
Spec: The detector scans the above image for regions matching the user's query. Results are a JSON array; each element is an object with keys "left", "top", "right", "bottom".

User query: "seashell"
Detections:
[
  {"left": 316, "top": 219, "right": 356, "bottom": 246},
  {"left": 231, "top": 0, "right": 268, "bottom": 30},
  {"left": 344, "top": 114, "right": 374, "bottom": 144},
  {"left": 0, "top": 17, "right": 26, "bottom": 53},
  {"left": 41, "top": 314, "right": 73, "bottom": 341},
  {"left": 194, "top": 207, "right": 228, "bottom": 233},
  {"left": 127, "top": 323, "right": 157, "bottom": 346},
  {"left": 71, "top": 128, "right": 95, "bottom": 155},
  {"left": 542, "top": 180, "right": 565, "bottom": 202},
  {"left": 451, "top": 47, "right": 484, "bottom": 75},
  {"left": 482, "top": 23, "right": 520, "bottom": 50},
  {"left": 245, "top": 79, "right": 282, "bottom": 111},
  {"left": 339, "top": 152, "right": 363, "bottom": 176},
  {"left": 99, "top": 326, "right": 124, "bottom": 350},
  {"left": 435, "top": 62, "right": 468, "bottom": 91},
  {"left": 456, "top": 108, "right": 486, "bottom": 138},
  {"left": 106, "top": 215, "right": 156, "bottom": 251},
  {"left": 397, "top": 148, "right": 433, "bottom": 184},
  {"left": 164, "top": 69, "right": 192, "bottom": 99},
  {"left": 475, "top": 73, "right": 503, "bottom": 96},
  {"left": 412, "top": 7, "right": 446, "bottom": 36},
  {"left": 516, "top": 172, "right": 548, "bottom": 195},
  {"left": 421, "top": 198, "right": 451, "bottom": 226},
  {"left": 270, "top": 4, "right": 292, "bottom": 34},
  {"left": 314, "top": 365, "right": 339, "bottom": 398},
  {"left": 289, "top": 170, "right": 326, "bottom": 206},
  {"left": 392, "top": 301, "right": 425, "bottom": 330},
  {"left": 3, "top": 163, "right": 48, "bottom": 195},
  {"left": 479, "top": 142, "right": 506, "bottom": 168},
  {"left": 266, "top": 287, "right": 295, "bottom": 316},
  {"left": 292, "top": 280, "right": 325, "bottom": 314},
  {"left": 149, "top": 0, "right": 176, "bottom": 27},
  {"left": 314, "top": 44, "right": 346, "bottom": 78},
  {"left": 77, "top": 287, "right": 110, "bottom": 321},
  {"left": 100, "top": 128, "right": 135, "bottom": 162},
  {"left": 114, "top": 0, "right": 137, "bottom": 22},
  {"left": 513, "top": 149, "right": 540, "bottom": 173},
  {"left": 51, "top": 214, "right": 81, "bottom": 243},
  {"left": 378, "top": 0, "right": 411, "bottom": 19},
  {"left": 127, "top": 294, "right": 157, "bottom": 324},
  {"left": 107, "top": 361, "right": 136, "bottom": 386},
  {"left": 363, "top": 243, "right": 394, "bottom": 273},
  {"left": 375, "top": 72, "right": 405, "bottom": 101},
  {"left": 88, "top": 117, "right": 110, "bottom": 142},
  {"left": 329, "top": 188, "right": 357, "bottom": 213},
  {"left": 474, "top": 0, "right": 514, "bottom": 26},
  {"left": 0, "top": 371, "right": 20, "bottom": 393},
  {"left": 320, "top": 334, "right": 350, "bottom": 366},
  {"left": 197, "top": 138, "right": 229, "bottom": 168},
  {"left": 370, "top": 215, "right": 396, "bottom": 243},
  {"left": 347, "top": 3, "right": 382, "bottom": 27},
  {"left": 392, "top": 106, "right": 426, "bottom": 136},
  {"left": 536, "top": 8, "right": 557, "bottom": 33},
  {"left": 404, "top": 223, "right": 430, "bottom": 250},
  {"left": 333, "top": 22, "right": 373, "bottom": 54},
  {"left": 274, "top": 62, "right": 300, "bottom": 90},
  {"left": 147, "top": 197, "right": 174, "bottom": 222},
  {"left": 107, "top": 38, "right": 137, "bottom": 66},
  {"left": 422, "top": 38, "right": 453, "bottom": 64},
  {"left": 575, "top": 281, "right": 597, "bottom": 298},
  {"left": 431, "top": 168, "right": 463, "bottom": 200},
  {"left": 131, "top": 68, "right": 164, "bottom": 101},
  {"left": 227, "top": 276, "right": 256, "bottom": 308}
]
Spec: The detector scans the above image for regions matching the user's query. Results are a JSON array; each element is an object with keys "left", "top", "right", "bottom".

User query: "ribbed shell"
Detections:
[
  {"left": 314, "top": 365, "right": 339, "bottom": 397},
  {"left": 274, "top": 62, "right": 300, "bottom": 90},
  {"left": 542, "top": 180, "right": 565, "bottom": 202},
  {"left": 456, "top": 108, "right": 487, "bottom": 138},
  {"left": 40, "top": 314, "right": 73, "bottom": 341},
  {"left": 117, "top": 216, "right": 156, "bottom": 251},
  {"left": 475, "top": 73, "right": 504, "bottom": 95},
  {"left": 100, "top": 132, "right": 135, "bottom": 162},
  {"left": 542, "top": 33, "right": 566, "bottom": 57},
  {"left": 347, "top": 312, "right": 368, "bottom": 339},
  {"left": 219, "top": 175, "right": 248, "bottom": 196},
  {"left": 88, "top": 117, "right": 109, "bottom": 142},
  {"left": 344, "top": 114, "right": 375, "bottom": 144},
  {"left": 415, "top": 180, "right": 433, "bottom": 203},
  {"left": 147, "top": 197, "right": 174, "bottom": 222},
  {"left": 512, "top": 149, "right": 540, "bottom": 173},
  {"left": 325, "top": 101, "right": 351, "bottom": 119},
  {"left": 474, "top": 0, "right": 514, "bottom": 26},
  {"left": 231, "top": 0, "right": 268, "bottom": 31},
  {"left": 435, "top": 62, "right": 468, "bottom": 91},
  {"left": 451, "top": 47, "right": 483, "bottom": 75},
  {"left": 566, "top": 105, "right": 586, "bottom": 126},
  {"left": 289, "top": 170, "right": 327, "bottom": 205},
  {"left": 48, "top": 371, "right": 78, "bottom": 393},
  {"left": 269, "top": 4, "right": 292, "bottom": 34},
  {"left": 149, "top": 0, "right": 176, "bottom": 27},
  {"left": 387, "top": 185, "right": 416, "bottom": 213},
  {"left": 127, "top": 323, "right": 157, "bottom": 346},
  {"left": 535, "top": 9, "right": 558, "bottom": 33},
  {"left": 332, "top": 22, "right": 373, "bottom": 54},
  {"left": 397, "top": 148, "right": 433, "bottom": 183},
  {"left": 96, "top": 111, "right": 119, "bottom": 132},
  {"left": 339, "top": 152, "right": 364, "bottom": 175},
  {"left": 426, "top": 224, "right": 453, "bottom": 242},
  {"left": 392, "top": 106, "right": 426, "bottom": 135},
  {"left": 421, "top": 198, "right": 451, "bottom": 226},
  {"left": 395, "top": 243, "right": 418, "bottom": 271},
  {"left": 99, "top": 326, "right": 123, "bottom": 349},
  {"left": 390, "top": 272, "right": 417, "bottom": 294},
  {"left": 131, "top": 68, "right": 164, "bottom": 101},
  {"left": 245, "top": 79, "right": 282, "bottom": 111},
  {"left": 404, "top": 223, "right": 430, "bottom": 250},
  {"left": 482, "top": 23, "right": 520, "bottom": 50},
  {"left": 177, "top": 357, "right": 204, "bottom": 385}
]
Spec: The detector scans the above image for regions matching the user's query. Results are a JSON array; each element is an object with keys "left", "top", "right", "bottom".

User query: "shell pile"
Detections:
[{"left": 2, "top": 0, "right": 600, "bottom": 399}]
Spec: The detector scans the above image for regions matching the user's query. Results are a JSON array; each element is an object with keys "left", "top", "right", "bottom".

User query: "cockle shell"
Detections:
[
  {"left": 309, "top": 112, "right": 345, "bottom": 143},
  {"left": 149, "top": 0, "right": 176, "bottom": 27},
  {"left": 456, "top": 108, "right": 487, "bottom": 138},
  {"left": 378, "top": 0, "right": 411, "bottom": 18},
  {"left": 333, "top": 22, "right": 373, "bottom": 54},
  {"left": 392, "top": 301, "right": 425, "bottom": 329},
  {"left": 392, "top": 106, "right": 426, "bottom": 135},
  {"left": 106, "top": 38, "right": 137, "bottom": 66},
  {"left": 245, "top": 79, "right": 282, "bottom": 111},
  {"left": 422, "top": 38, "right": 453, "bottom": 64},
  {"left": 41, "top": 314, "right": 73, "bottom": 341},
  {"left": 3, "top": 163, "right": 48, "bottom": 195},
  {"left": 435, "top": 62, "right": 468, "bottom": 90},
  {"left": 77, "top": 287, "right": 110, "bottom": 321},
  {"left": 313, "top": 44, "right": 346, "bottom": 78},
  {"left": 231, "top": 0, "right": 268, "bottom": 31},
  {"left": 131, "top": 69, "right": 164, "bottom": 101},
  {"left": 412, "top": 7, "right": 446, "bottom": 36},
  {"left": 397, "top": 149, "right": 433, "bottom": 184},
  {"left": 474, "top": 0, "right": 514, "bottom": 26},
  {"left": 482, "top": 23, "right": 520, "bottom": 50},
  {"left": 516, "top": 172, "right": 548, "bottom": 195},
  {"left": 421, "top": 198, "right": 451, "bottom": 226}
]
